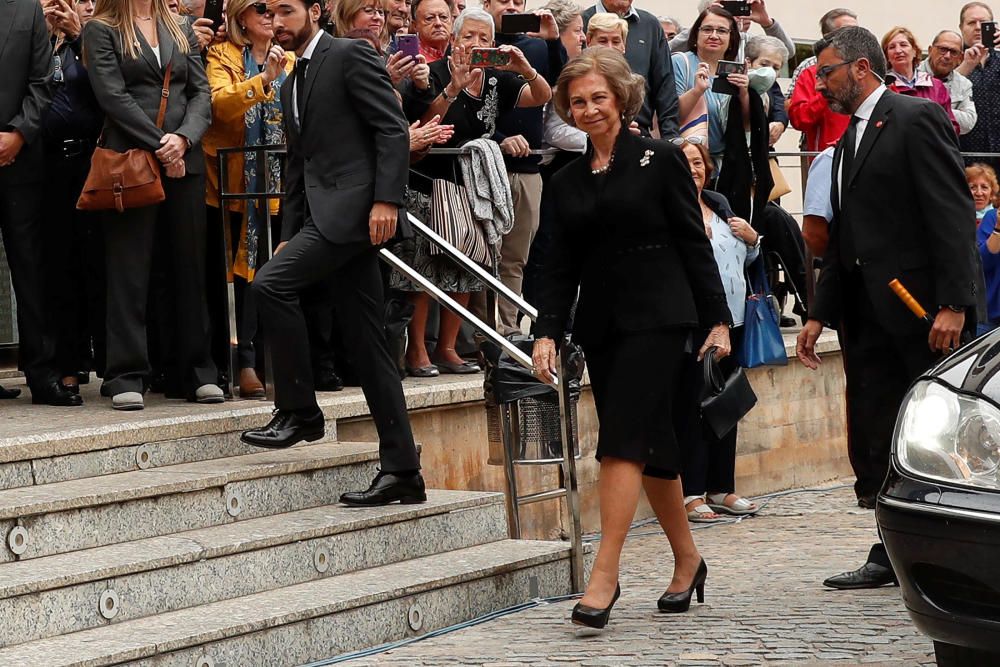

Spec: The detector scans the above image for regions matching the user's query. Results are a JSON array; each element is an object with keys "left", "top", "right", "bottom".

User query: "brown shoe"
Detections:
[{"left": 239, "top": 368, "right": 265, "bottom": 399}]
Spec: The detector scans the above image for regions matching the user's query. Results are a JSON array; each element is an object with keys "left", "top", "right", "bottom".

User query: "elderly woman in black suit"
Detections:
[
  {"left": 532, "top": 47, "right": 732, "bottom": 630},
  {"left": 83, "top": 0, "right": 222, "bottom": 410}
]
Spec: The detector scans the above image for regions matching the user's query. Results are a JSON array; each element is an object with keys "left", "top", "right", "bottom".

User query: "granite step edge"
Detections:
[
  {"left": 0, "top": 539, "right": 571, "bottom": 667},
  {"left": 0, "top": 490, "right": 504, "bottom": 598},
  {"left": 0, "top": 442, "right": 381, "bottom": 521}
]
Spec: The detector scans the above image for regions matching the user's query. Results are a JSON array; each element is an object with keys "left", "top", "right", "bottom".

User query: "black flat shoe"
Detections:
[
  {"left": 315, "top": 371, "right": 345, "bottom": 392},
  {"left": 240, "top": 409, "right": 325, "bottom": 449},
  {"left": 31, "top": 382, "right": 83, "bottom": 407},
  {"left": 658, "top": 559, "right": 708, "bottom": 613},
  {"left": 823, "top": 562, "right": 898, "bottom": 590},
  {"left": 0, "top": 384, "right": 21, "bottom": 400},
  {"left": 571, "top": 583, "right": 621, "bottom": 630},
  {"left": 340, "top": 471, "right": 426, "bottom": 506}
]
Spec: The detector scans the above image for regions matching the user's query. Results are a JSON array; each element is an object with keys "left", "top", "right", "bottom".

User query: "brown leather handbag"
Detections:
[{"left": 77, "top": 63, "right": 173, "bottom": 213}]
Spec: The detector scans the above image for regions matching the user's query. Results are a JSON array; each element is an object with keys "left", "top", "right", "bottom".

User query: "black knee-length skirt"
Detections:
[{"left": 583, "top": 328, "right": 691, "bottom": 478}]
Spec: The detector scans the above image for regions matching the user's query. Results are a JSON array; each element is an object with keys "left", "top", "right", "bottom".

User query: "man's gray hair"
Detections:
[
  {"left": 819, "top": 8, "right": 858, "bottom": 36},
  {"left": 932, "top": 29, "right": 964, "bottom": 45},
  {"left": 453, "top": 7, "right": 495, "bottom": 39},
  {"left": 746, "top": 35, "right": 789, "bottom": 63},
  {"left": 813, "top": 26, "right": 886, "bottom": 78}
]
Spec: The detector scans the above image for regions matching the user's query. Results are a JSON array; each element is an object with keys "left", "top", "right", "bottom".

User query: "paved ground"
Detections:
[{"left": 346, "top": 482, "right": 934, "bottom": 666}]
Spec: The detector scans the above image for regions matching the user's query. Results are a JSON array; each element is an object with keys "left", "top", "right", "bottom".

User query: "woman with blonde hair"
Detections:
[
  {"left": 83, "top": 0, "right": 223, "bottom": 409},
  {"left": 334, "top": 0, "right": 387, "bottom": 44},
  {"left": 202, "top": 0, "right": 294, "bottom": 398},
  {"left": 585, "top": 12, "right": 627, "bottom": 52},
  {"left": 533, "top": 48, "right": 731, "bottom": 629}
]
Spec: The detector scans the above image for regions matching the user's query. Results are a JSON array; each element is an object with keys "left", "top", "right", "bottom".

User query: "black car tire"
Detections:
[{"left": 934, "top": 641, "right": 1000, "bottom": 666}]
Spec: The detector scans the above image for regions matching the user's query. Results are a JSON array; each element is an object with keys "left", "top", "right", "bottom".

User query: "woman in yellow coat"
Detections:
[{"left": 203, "top": 0, "right": 294, "bottom": 397}]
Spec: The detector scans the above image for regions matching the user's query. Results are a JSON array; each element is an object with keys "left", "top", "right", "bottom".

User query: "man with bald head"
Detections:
[{"left": 920, "top": 30, "right": 978, "bottom": 135}]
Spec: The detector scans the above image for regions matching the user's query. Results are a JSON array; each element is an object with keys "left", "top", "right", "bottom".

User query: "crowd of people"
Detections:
[{"left": 1, "top": 0, "right": 1000, "bottom": 623}]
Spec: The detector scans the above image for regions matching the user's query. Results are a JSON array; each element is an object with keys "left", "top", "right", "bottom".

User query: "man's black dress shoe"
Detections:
[
  {"left": 571, "top": 583, "right": 621, "bottom": 630},
  {"left": 31, "top": 382, "right": 83, "bottom": 407},
  {"left": 315, "top": 371, "right": 345, "bottom": 392},
  {"left": 857, "top": 494, "right": 878, "bottom": 509},
  {"left": 340, "top": 471, "right": 427, "bottom": 506},
  {"left": 0, "top": 384, "right": 20, "bottom": 399},
  {"left": 240, "top": 409, "right": 325, "bottom": 449},
  {"left": 823, "top": 562, "right": 898, "bottom": 590}
]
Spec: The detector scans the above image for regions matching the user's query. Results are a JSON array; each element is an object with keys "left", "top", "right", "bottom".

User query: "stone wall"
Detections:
[{"left": 337, "top": 333, "right": 850, "bottom": 539}]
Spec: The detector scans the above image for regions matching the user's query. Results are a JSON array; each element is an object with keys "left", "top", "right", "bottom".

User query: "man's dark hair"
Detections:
[
  {"left": 292, "top": 0, "right": 331, "bottom": 25},
  {"left": 813, "top": 25, "right": 886, "bottom": 78},
  {"left": 686, "top": 6, "right": 740, "bottom": 62},
  {"left": 819, "top": 8, "right": 857, "bottom": 37}
]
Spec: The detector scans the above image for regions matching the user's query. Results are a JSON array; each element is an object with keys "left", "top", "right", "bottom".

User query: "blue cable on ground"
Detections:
[{"left": 303, "top": 482, "right": 854, "bottom": 665}]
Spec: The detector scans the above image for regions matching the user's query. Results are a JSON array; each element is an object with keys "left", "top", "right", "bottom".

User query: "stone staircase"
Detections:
[{"left": 0, "top": 394, "right": 582, "bottom": 666}]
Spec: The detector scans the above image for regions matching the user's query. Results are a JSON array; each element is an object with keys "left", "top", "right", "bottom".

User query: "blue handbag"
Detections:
[{"left": 737, "top": 259, "right": 788, "bottom": 369}]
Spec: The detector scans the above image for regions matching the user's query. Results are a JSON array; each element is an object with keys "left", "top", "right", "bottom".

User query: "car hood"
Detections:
[{"left": 929, "top": 328, "right": 1000, "bottom": 400}]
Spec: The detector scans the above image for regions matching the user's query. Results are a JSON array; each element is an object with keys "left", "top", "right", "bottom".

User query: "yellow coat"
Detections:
[{"left": 203, "top": 40, "right": 295, "bottom": 215}]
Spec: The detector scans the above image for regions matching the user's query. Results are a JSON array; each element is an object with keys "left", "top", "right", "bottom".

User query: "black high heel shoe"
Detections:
[
  {"left": 657, "top": 559, "right": 708, "bottom": 613},
  {"left": 571, "top": 583, "right": 621, "bottom": 630}
]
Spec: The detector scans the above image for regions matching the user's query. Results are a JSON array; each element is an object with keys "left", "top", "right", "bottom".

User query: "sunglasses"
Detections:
[
  {"left": 670, "top": 136, "right": 707, "bottom": 146},
  {"left": 252, "top": 2, "right": 270, "bottom": 14}
]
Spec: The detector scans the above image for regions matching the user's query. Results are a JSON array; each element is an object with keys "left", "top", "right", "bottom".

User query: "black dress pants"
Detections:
[
  {"left": 841, "top": 271, "right": 938, "bottom": 500},
  {"left": 0, "top": 180, "right": 57, "bottom": 390},
  {"left": 102, "top": 173, "right": 217, "bottom": 396},
  {"left": 251, "top": 219, "right": 419, "bottom": 472}
]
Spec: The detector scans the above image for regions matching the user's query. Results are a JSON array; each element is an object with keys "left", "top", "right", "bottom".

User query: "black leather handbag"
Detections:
[{"left": 699, "top": 348, "right": 758, "bottom": 439}]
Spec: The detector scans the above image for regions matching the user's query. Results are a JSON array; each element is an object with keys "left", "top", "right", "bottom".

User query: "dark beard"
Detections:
[
  {"left": 281, "top": 22, "right": 317, "bottom": 52},
  {"left": 825, "top": 76, "right": 863, "bottom": 115}
]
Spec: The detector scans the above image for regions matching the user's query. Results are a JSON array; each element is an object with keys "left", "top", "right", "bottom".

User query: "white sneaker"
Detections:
[
  {"left": 112, "top": 392, "right": 144, "bottom": 411},
  {"left": 195, "top": 384, "right": 225, "bottom": 404}
]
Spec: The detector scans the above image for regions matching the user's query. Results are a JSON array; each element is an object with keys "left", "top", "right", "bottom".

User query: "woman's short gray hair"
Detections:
[
  {"left": 453, "top": 8, "right": 495, "bottom": 39},
  {"left": 746, "top": 35, "right": 789, "bottom": 63},
  {"left": 542, "top": 0, "right": 582, "bottom": 33}
]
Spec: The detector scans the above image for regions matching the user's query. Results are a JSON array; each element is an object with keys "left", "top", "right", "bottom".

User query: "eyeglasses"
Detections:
[
  {"left": 361, "top": 6, "right": 386, "bottom": 16},
  {"left": 816, "top": 59, "right": 857, "bottom": 80},
  {"left": 932, "top": 45, "right": 963, "bottom": 57},
  {"left": 251, "top": 2, "right": 271, "bottom": 14},
  {"left": 670, "top": 136, "right": 707, "bottom": 146},
  {"left": 698, "top": 26, "right": 731, "bottom": 36}
]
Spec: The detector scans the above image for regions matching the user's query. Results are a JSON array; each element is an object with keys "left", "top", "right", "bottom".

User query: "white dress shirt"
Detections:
[
  {"left": 837, "top": 84, "right": 886, "bottom": 205},
  {"left": 293, "top": 29, "right": 325, "bottom": 125}
]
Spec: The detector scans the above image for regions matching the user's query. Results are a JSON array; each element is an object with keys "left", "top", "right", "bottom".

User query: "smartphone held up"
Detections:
[{"left": 470, "top": 47, "right": 511, "bottom": 68}]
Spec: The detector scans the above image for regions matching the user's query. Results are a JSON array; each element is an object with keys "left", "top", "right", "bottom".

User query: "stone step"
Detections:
[
  {"left": 0, "top": 539, "right": 572, "bottom": 667},
  {"left": 0, "top": 490, "right": 507, "bottom": 646},
  {"left": 0, "top": 442, "right": 383, "bottom": 561}
]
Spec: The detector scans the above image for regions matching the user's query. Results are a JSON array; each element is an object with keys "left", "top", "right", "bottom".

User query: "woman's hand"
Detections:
[
  {"left": 498, "top": 44, "right": 534, "bottom": 78},
  {"left": 191, "top": 17, "right": 215, "bottom": 50},
  {"left": 694, "top": 62, "right": 711, "bottom": 95},
  {"left": 387, "top": 52, "right": 418, "bottom": 86},
  {"left": 447, "top": 45, "right": 483, "bottom": 95},
  {"left": 698, "top": 324, "right": 732, "bottom": 362},
  {"left": 728, "top": 216, "right": 758, "bottom": 245},
  {"left": 532, "top": 337, "right": 558, "bottom": 385},
  {"left": 409, "top": 115, "right": 454, "bottom": 152},
  {"left": 260, "top": 45, "right": 288, "bottom": 86},
  {"left": 727, "top": 70, "right": 750, "bottom": 99},
  {"left": 44, "top": 0, "right": 81, "bottom": 39},
  {"left": 411, "top": 55, "right": 431, "bottom": 91},
  {"left": 768, "top": 121, "right": 785, "bottom": 146},
  {"left": 156, "top": 133, "right": 188, "bottom": 166}
]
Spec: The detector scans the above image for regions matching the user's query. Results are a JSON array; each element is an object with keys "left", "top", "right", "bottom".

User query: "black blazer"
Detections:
[
  {"left": 279, "top": 32, "right": 409, "bottom": 244},
  {"left": 0, "top": 0, "right": 52, "bottom": 185},
  {"left": 82, "top": 17, "right": 210, "bottom": 174},
  {"left": 811, "top": 90, "right": 981, "bottom": 334},
  {"left": 534, "top": 130, "right": 732, "bottom": 348}
]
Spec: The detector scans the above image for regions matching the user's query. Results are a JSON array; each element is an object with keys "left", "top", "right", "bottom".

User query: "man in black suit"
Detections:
[
  {"left": 241, "top": 0, "right": 424, "bottom": 506},
  {"left": 797, "top": 27, "right": 980, "bottom": 589},
  {"left": 0, "top": 0, "right": 81, "bottom": 406}
]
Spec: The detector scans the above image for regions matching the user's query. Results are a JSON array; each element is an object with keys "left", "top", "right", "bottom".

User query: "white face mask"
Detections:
[{"left": 748, "top": 66, "right": 777, "bottom": 94}]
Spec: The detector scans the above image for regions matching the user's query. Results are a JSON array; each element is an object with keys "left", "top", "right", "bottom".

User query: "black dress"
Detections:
[{"left": 534, "top": 129, "right": 732, "bottom": 477}]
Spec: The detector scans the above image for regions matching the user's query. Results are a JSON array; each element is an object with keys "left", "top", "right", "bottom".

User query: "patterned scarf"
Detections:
[{"left": 236, "top": 47, "right": 287, "bottom": 282}]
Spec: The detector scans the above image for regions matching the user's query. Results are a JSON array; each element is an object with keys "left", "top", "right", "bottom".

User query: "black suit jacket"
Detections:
[
  {"left": 0, "top": 0, "right": 53, "bottom": 185},
  {"left": 811, "top": 90, "right": 980, "bottom": 334},
  {"left": 279, "top": 33, "right": 409, "bottom": 244},
  {"left": 82, "top": 18, "right": 210, "bottom": 174},
  {"left": 534, "top": 130, "right": 731, "bottom": 347}
]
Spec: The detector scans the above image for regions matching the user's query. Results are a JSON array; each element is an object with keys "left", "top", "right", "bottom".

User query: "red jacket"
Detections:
[
  {"left": 788, "top": 65, "right": 850, "bottom": 152},
  {"left": 888, "top": 71, "right": 960, "bottom": 136}
]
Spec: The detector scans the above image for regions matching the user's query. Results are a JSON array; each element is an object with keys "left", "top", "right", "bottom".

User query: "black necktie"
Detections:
[
  {"left": 840, "top": 115, "right": 862, "bottom": 268},
  {"left": 841, "top": 114, "right": 861, "bottom": 186},
  {"left": 294, "top": 57, "right": 310, "bottom": 124}
]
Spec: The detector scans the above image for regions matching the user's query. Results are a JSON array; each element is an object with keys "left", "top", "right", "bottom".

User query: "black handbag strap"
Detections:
[{"left": 702, "top": 348, "right": 724, "bottom": 396}]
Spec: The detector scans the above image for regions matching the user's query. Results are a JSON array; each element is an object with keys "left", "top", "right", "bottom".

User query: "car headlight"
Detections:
[{"left": 895, "top": 380, "right": 1000, "bottom": 490}]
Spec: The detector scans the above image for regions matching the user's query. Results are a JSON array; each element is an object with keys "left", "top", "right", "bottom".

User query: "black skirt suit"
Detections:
[{"left": 534, "top": 129, "right": 732, "bottom": 477}]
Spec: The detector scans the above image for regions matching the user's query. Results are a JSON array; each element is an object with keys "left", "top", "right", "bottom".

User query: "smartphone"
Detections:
[
  {"left": 711, "top": 60, "right": 746, "bottom": 95},
  {"left": 203, "top": 0, "right": 224, "bottom": 31},
  {"left": 501, "top": 13, "right": 541, "bottom": 34},
  {"left": 983, "top": 21, "right": 998, "bottom": 51},
  {"left": 720, "top": 1, "right": 751, "bottom": 17},
  {"left": 396, "top": 34, "right": 419, "bottom": 58},
  {"left": 470, "top": 48, "right": 511, "bottom": 68}
]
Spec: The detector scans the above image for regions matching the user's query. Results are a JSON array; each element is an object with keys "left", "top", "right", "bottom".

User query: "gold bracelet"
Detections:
[{"left": 522, "top": 70, "right": 539, "bottom": 83}]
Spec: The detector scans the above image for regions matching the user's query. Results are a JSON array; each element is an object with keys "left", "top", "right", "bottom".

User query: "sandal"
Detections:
[
  {"left": 706, "top": 493, "right": 759, "bottom": 516},
  {"left": 685, "top": 495, "right": 725, "bottom": 523}
]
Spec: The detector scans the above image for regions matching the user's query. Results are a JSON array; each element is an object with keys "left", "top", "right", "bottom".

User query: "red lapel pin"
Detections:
[{"left": 876, "top": 120, "right": 884, "bottom": 128}]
